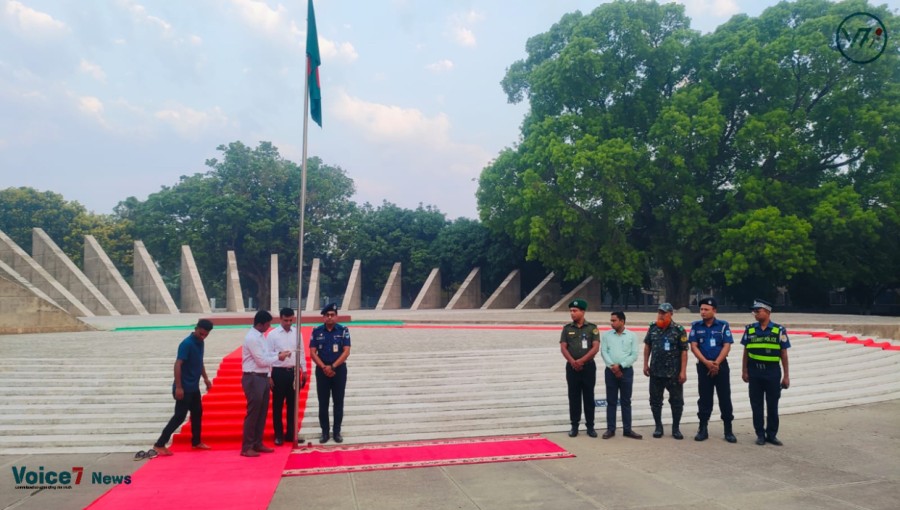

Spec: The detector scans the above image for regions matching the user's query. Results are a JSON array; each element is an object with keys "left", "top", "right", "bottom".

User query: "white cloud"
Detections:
[
  {"left": 680, "top": 0, "right": 740, "bottom": 18},
  {"left": 448, "top": 9, "right": 484, "bottom": 48},
  {"left": 153, "top": 104, "right": 231, "bottom": 140},
  {"left": 230, "top": 0, "right": 286, "bottom": 34},
  {"left": 3, "top": 0, "right": 66, "bottom": 36},
  {"left": 425, "top": 59, "right": 454, "bottom": 73},
  {"left": 79, "top": 59, "right": 107, "bottom": 83},
  {"left": 76, "top": 95, "right": 107, "bottom": 127},
  {"left": 119, "top": 0, "right": 173, "bottom": 37}
]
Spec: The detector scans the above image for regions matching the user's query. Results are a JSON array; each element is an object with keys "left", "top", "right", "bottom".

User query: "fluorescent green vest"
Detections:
[{"left": 745, "top": 325, "right": 783, "bottom": 363}]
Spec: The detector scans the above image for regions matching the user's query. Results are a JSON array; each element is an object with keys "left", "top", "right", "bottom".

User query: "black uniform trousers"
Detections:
[
  {"left": 316, "top": 364, "right": 347, "bottom": 434},
  {"left": 604, "top": 366, "right": 634, "bottom": 432},
  {"left": 696, "top": 359, "right": 734, "bottom": 422},
  {"left": 271, "top": 367, "right": 296, "bottom": 441},
  {"left": 155, "top": 390, "right": 202, "bottom": 447},
  {"left": 565, "top": 361, "right": 596, "bottom": 428},
  {"left": 748, "top": 362, "right": 782, "bottom": 438}
]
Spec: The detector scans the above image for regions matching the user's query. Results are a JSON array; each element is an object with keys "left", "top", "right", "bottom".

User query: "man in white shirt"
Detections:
[
  {"left": 241, "top": 310, "right": 291, "bottom": 457},
  {"left": 268, "top": 307, "right": 307, "bottom": 446}
]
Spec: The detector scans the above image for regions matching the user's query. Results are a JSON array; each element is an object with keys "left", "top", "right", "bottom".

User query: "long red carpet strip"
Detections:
[
  {"left": 283, "top": 434, "right": 574, "bottom": 476},
  {"left": 87, "top": 327, "right": 312, "bottom": 510}
]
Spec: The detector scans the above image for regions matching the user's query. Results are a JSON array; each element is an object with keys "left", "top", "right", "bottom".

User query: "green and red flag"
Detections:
[{"left": 306, "top": 0, "right": 322, "bottom": 127}]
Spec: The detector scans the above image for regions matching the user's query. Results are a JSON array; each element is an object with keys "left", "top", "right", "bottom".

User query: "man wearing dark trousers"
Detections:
[
  {"left": 310, "top": 302, "right": 351, "bottom": 443},
  {"left": 152, "top": 319, "right": 214, "bottom": 456},
  {"left": 742, "top": 299, "right": 791, "bottom": 446},
  {"left": 241, "top": 310, "right": 292, "bottom": 457},
  {"left": 560, "top": 299, "right": 600, "bottom": 438},
  {"left": 268, "top": 308, "right": 307, "bottom": 446},
  {"left": 600, "top": 311, "right": 642, "bottom": 439},
  {"left": 689, "top": 297, "right": 736, "bottom": 443}
]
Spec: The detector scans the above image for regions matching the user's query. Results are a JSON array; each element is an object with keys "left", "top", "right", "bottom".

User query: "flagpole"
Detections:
[{"left": 293, "top": 50, "right": 312, "bottom": 451}]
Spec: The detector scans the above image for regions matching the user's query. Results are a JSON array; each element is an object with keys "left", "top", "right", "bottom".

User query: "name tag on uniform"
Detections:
[
  {"left": 710, "top": 338, "right": 716, "bottom": 347},
  {"left": 332, "top": 344, "right": 339, "bottom": 353},
  {"left": 664, "top": 341, "right": 670, "bottom": 351},
  {"left": 582, "top": 340, "right": 588, "bottom": 349}
]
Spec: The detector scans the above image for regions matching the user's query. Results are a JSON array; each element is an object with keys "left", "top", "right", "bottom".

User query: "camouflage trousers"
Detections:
[{"left": 648, "top": 375, "right": 683, "bottom": 411}]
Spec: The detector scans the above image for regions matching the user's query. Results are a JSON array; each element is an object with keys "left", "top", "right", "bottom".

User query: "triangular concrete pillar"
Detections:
[
  {"left": 180, "top": 246, "right": 211, "bottom": 313},
  {"left": 133, "top": 241, "right": 178, "bottom": 314},
  {"left": 482, "top": 269, "right": 521, "bottom": 310},
  {"left": 0, "top": 229, "right": 93, "bottom": 317},
  {"left": 305, "top": 258, "right": 321, "bottom": 313},
  {"left": 31, "top": 228, "right": 118, "bottom": 315},
  {"left": 0, "top": 270, "right": 92, "bottom": 334},
  {"left": 83, "top": 235, "right": 147, "bottom": 315},
  {"left": 411, "top": 268, "right": 442, "bottom": 310},
  {"left": 516, "top": 272, "right": 561, "bottom": 310},
  {"left": 225, "top": 250, "right": 244, "bottom": 312},
  {"left": 270, "top": 254, "right": 279, "bottom": 312},
  {"left": 343, "top": 260, "right": 362, "bottom": 310},
  {"left": 446, "top": 267, "right": 482, "bottom": 309},
  {"left": 375, "top": 262, "right": 402, "bottom": 310},
  {"left": 551, "top": 276, "right": 602, "bottom": 311}
]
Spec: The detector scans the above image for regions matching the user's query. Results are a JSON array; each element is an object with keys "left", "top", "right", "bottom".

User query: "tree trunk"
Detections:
[{"left": 662, "top": 266, "right": 691, "bottom": 310}]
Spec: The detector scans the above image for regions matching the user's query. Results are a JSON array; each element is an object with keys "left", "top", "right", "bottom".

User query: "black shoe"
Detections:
[
  {"left": 766, "top": 436, "right": 783, "bottom": 446},
  {"left": 724, "top": 433, "right": 737, "bottom": 443},
  {"left": 568, "top": 427, "right": 578, "bottom": 438},
  {"left": 623, "top": 430, "right": 642, "bottom": 440},
  {"left": 586, "top": 428, "right": 598, "bottom": 438},
  {"left": 755, "top": 435, "right": 766, "bottom": 445},
  {"left": 694, "top": 428, "right": 708, "bottom": 441},
  {"left": 653, "top": 425, "right": 663, "bottom": 438},
  {"left": 672, "top": 428, "right": 683, "bottom": 440},
  {"left": 319, "top": 432, "right": 330, "bottom": 444},
  {"left": 333, "top": 432, "right": 343, "bottom": 443},
  {"left": 602, "top": 429, "right": 615, "bottom": 439},
  {"left": 274, "top": 438, "right": 284, "bottom": 446}
]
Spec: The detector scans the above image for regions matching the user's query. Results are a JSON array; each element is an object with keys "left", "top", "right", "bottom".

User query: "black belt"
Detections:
[
  {"left": 272, "top": 367, "right": 294, "bottom": 371},
  {"left": 243, "top": 372, "right": 267, "bottom": 377}
]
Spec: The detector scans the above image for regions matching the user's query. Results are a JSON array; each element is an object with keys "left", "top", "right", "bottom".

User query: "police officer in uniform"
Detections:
[
  {"left": 741, "top": 299, "right": 791, "bottom": 446},
  {"left": 310, "top": 302, "right": 351, "bottom": 443},
  {"left": 643, "top": 303, "right": 688, "bottom": 439},
  {"left": 689, "top": 297, "right": 736, "bottom": 443},
  {"left": 560, "top": 298, "right": 600, "bottom": 438}
]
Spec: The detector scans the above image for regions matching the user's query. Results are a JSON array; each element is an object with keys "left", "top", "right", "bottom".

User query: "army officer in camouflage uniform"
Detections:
[{"left": 643, "top": 303, "right": 689, "bottom": 439}]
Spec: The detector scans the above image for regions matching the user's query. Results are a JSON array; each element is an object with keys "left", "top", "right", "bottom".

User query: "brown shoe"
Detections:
[
  {"left": 152, "top": 445, "right": 173, "bottom": 456},
  {"left": 623, "top": 430, "right": 643, "bottom": 440},
  {"left": 240, "top": 449, "right": 260, "bottom": 457},
  {"left": 192, "top": 442, "right": 212, "bottom": 450},
  {"left": 253, "top": 445, "right": 275, "bottom": 453},
  {"left": 601, "top": 430, "right": 615, "bottom": 439}
]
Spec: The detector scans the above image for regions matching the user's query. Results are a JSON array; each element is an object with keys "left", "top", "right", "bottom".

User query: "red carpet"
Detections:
[
  {"left": 283, "top": 435, "right": 574, "bottom": 476},
  {"left": 87, "top": 327, "right": 312, "bottom": 510}
]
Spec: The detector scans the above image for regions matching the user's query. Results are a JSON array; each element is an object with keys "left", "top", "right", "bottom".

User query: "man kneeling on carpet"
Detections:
[
  {"left": 310, "top": 302, "right": 351, "bottom": 443},
  {"left": 152, "top": 319, "right": 214, "bottom": 456},
  {"left": 241, "top": 310, "right": 293, "bottom": 457}
]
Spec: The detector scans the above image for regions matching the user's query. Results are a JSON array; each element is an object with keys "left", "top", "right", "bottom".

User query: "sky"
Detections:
[{"left": 2, "top": 0, "right": 898, "bottom": 220}]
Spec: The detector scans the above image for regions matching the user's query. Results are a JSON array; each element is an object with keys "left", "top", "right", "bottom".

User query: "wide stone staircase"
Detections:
[{"left": 1, "top": 327, "right": 899, "bottom": 454}]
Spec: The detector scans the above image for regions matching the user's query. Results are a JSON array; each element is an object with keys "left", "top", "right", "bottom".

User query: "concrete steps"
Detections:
[{"left": 1, "top": 326, "right": 899, "bottom": 454}]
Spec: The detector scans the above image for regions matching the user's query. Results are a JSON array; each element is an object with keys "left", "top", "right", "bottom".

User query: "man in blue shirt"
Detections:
[
  {"left": 689, "top": 297, "right": 736, "bottom": 443},
  {"left": 741, "top": 299, "right": 791, "bottom": 446},
  {"left": 152, "top": 319, "right": 214, "bottom": 456},
  {"left": 310, "top": 302, "right": 351, "bottom": 443}
]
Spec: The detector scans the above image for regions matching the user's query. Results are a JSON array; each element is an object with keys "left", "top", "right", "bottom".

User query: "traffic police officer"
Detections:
[
  {"left": 689, "top": 297, "right": 736, "bottom": 443},
  {"left": 643, "top": 302, "right": 688, "bottom": 439},
  {"left": 741, "top": 299, "right": 791, "bottom": 446},
  {"left": 310, "top": 302, "right": 351, "bottom": 443}
]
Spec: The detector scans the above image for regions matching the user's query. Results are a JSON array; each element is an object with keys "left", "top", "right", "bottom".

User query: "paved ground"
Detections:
[{"left": 1, "top": 309, "right": 898, "bottom": 509}]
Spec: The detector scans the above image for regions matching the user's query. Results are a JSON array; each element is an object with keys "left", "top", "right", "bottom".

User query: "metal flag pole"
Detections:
[{"left": 293, "top": 49, "right": 312, "bottom": 451}]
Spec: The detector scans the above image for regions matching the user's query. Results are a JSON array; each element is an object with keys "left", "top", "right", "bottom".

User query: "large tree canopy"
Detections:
[{"left": 479, "top": 0, "right": 900, "bottom": 308}]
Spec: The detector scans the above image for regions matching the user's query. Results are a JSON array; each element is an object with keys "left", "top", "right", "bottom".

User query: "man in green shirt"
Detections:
[
  {"left": 600, "top": 311, "right": 642, "bottom": 439},
  {"left": 560, "top": 299, "right": 600, "bottom": 438}
]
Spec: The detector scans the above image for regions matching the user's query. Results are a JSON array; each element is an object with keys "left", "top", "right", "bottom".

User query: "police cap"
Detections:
[
  {"left": 321, "top": 302, "right": 338, "bottom": 315},
  {"left": 698, "top": 296, "right": 718, "bottom": 309},
  {"left": 750, "top": 299, "right": 773, "bottom": 312}
]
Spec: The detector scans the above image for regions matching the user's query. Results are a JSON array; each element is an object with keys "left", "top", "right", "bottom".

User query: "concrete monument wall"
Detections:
[
  {"left": 0, "top": 272, "right": 93, "bottom": 334},
  {"left": 270, "top": 254, "right": 279, "bottom": 311},
  {"left": 375, "top": 262, "right": 402, "bottom": 310},
  {"left": 31, "top": 228, "right": 119, "bottom": 316},
  {"left": 446, "top": 267, "right": 482, "bottom": 309},
  {"left": 482, "top": 269, "right": 521, "bottom": 310},
  {"left": 180, "top": 245, "right": 211, "bottom": 313},
  {"left": 83, "top": 235, "right": 148, "bottom": 315},
  {"left": 343, "top": 259, "right": 362, "bottom": 310},
  {"left": 516, "top": 272, "right": 561, "bottom": 310},
  {"left": 551, "top": 276, "right": 602, "bottom": 312},
  {"left": 305, "top": 258, "right": 321, "bottom": 312},
  {"left": 133, "top": 241, "right": 178, "bottom": 314},
  {"left": 411, "top": 268, "right": 442, "bottom": 310},
  {"left": 0, "top": 229, "right": 93, "bottom": 317},
  {"left": 225, "top": 250, "right": 244, "bottom": 312}
]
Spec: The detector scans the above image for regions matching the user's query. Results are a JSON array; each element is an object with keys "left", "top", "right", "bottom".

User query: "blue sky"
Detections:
[{"left": 2, "top": 0, "right": 898, "bottom": 219}]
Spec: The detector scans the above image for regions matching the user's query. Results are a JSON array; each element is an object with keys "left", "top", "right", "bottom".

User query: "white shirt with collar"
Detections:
[
  {"left": 267, "top": 325, "right": 305, "bottom": 371},
  {"left": 242, "top": 327, "right": 279, "bottom": 374}
]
